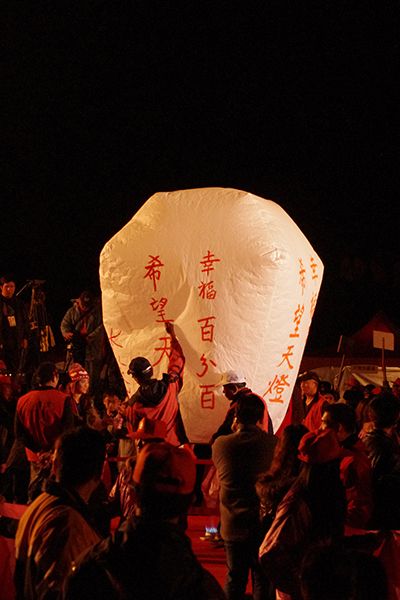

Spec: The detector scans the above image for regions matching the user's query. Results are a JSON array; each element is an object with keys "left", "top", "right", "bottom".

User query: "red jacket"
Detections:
[
  {"left": 16, "top": 387, "right": 74, "bottom": 462},
  {"left": 302, "top": 394, "right": 326, "bottom": 431},
  {"left": 126, "top": 336, "right": 186, "bottom": 446},
  {"left": 340, "top": 437, "right": 373, "bottom": 529}
]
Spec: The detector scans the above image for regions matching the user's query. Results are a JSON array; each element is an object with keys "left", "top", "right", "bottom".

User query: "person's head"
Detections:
[
  {"left": 234, "top": 391, "right": 265, "bottom": 427},
  {"left": 345, "top": 375, "right": 361, "bottom": 391},
  {"left": 320, "top": 403, "right": 356, "bottom": 442},
  {"left": 102, "top": 390, "right": 122, "bottom": 417},
  {"left": 364, "top": 383, "right": 376, "bottom": 400},
  {"left": 53, "top": 427, "right": 106, "bottom": 490},
  {"left": 0, "top": 276, "right": 16, "bottom": 299},
  {"left": 220, "top": 370, "right": 246, "bottom": 401},
  {"left": 268, "top": 423, "right": 309, "bottom": 477},
  {"left": 76, "top": 290, "right": 94, "bottom": 312},
  {"left": 392, "top": 378, "right": 400, "bottom": 399},
  {"left": 320, "top": 382, "right": 339, "bottom": 404},
  {"left": 319, "top": 381, "right": 332, "bottom": 395},
  {"left": 133, "top": 442, "right": 196, "bottom": 519},
  {"left": 299, "top": 371, "right": 320, "bottom": 398},
  {"left": 368, "top": 392, "right": 400, "bottom": 430},
  {"left": 343, "top": 388, "right": 364, "bottom": 411},
  {"left": 68, "top": 363, "right": 90, "bottom": 395},
  {"left": 34, "top": 362, "right": 59, "bottom": 388},
  {"left": 128, "top": 356, "right": 153, "bottom": 384},
  {"left": 298, "top": 428, "right": 342, "bottom": 465}
]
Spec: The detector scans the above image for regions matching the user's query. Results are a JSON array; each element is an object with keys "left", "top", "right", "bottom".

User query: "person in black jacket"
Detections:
[
  {"left": 0, "top": 276, "right": 29, "bottom": 375},
  {"left": 363, "top": 392, "right": 400, "bottom": 528}
]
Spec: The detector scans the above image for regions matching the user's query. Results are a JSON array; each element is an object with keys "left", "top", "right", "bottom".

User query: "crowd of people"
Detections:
[{"left": 1, "top": 274, "right": 400, "bottom": 599}]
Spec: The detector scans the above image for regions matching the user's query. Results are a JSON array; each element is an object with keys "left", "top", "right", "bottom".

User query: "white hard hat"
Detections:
[{"left": 219, "top": 370, "right": 246, "bottom": 386}]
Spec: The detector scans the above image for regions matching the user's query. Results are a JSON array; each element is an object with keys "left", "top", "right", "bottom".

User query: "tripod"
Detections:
[{"left": 16, "top": 280, "right": 55, "bottom": 374}]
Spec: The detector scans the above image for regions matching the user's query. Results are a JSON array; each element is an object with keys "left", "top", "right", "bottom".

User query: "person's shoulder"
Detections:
[
  {"left": 40, "top": 387, "right": 69, "bottom": 402},
  {"left": 212, "top": 432, "right": 234, "bottom": 454},
  {"left": 18, "top": 493, "right": 69, "bottom": 533},
  {"left": 17, "top": 389, "right": 33, "bottom": 404}
]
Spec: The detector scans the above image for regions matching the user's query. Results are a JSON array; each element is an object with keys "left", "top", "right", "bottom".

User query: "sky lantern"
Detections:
[{"left": 100, "top": 188, "right": 323, "bottom": 442}]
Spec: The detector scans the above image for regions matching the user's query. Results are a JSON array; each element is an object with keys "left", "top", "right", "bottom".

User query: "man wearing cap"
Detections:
[
  {"left": 299, "top": 370, "right": 326, "bottom": 431},
  {"left": 211, "top": 370, "right": 273, "bottom": 444},
  {"left": 126, "top": 322, "right": 187, "bottom": 447},
  {"left": 64, "top": 442, "right": 225, "bottom": 599},
  {"left": 212, "top": 393, "right": 277, "bottom": 600}
]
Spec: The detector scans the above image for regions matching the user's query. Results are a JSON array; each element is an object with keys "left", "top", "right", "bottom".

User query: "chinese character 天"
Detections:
[{"left": 152, "top": 336, "right": 172, "bottom": 367}]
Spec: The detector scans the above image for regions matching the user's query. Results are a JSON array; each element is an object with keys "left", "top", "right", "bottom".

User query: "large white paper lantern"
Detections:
[{"left": 100, "top": 188, "right": 323, "bottom": 442}]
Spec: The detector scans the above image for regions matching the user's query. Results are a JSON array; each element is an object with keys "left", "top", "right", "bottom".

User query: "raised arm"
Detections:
[{"left": 165, "top": 322, "right": 185, "bottom": 386}]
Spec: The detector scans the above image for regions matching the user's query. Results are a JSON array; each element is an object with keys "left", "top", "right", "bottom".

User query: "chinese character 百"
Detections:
[
  {"left": 197, "top": 316, "right": 216, "bottom": 342},
  {"left": 144, "top": 255, "right": 164, "bottom": 292},
  {"left": 289, "top": 304, "right": 305, "bottom": 338},
  {"left": 199, "top": 384, "right": 216, "bottom": 409},
  {"left": 196, "top": 354, "right": 218, "bottom": 378},
  {"left": 277, "top": 345, "right": 295, "bottom": 370},
  {"left": 263, "top": 374, "right": 290, "bottom": 403},
  {"left": 200, "top": 251, "right": 221, "bottom": 276},
  {"left": 198, "top": 280, "right": 217, "bottom": 300}
]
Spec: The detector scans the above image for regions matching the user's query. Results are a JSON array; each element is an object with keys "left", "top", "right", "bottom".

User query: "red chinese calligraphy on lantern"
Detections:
[
  {"left": 199, "top": 384, "right": 216, "bottom": 409},
  {"left": 196, "top": 354, "right": 218, "bottom": 378},
  {"left": 310, "top": 256, "right": 319, "bottom": 280},
  {"left": 277, "top": 345, "right": 295, "bottom": 370},
  {"left": 197, "top": 316, "right": 216, "bottom": 342},
  {"left": 108, "top": 328, "right": 123, "bottom": 348},
  {"left": 310, "top": 292, "right": 318, "bottom": 318},
  {"left": 263, "top": 374, "right": 290, "bottom": 403},
  {"left": 289, "top": 304, "right": 305, "bottom": 338},
  {"left": 200, "top": 250, "right": 221, "bottom": 276},
  {"left": 149, "top": 297, "right": 173, "bottom": 323},
  {"left": 298, "top": 258, "right": 306, "bottom": 295},
  {"left": 144, "top": 255, "right": 164, "bottom": 292},
  {"left": 198, "top": 280, "right": 217, "bottom": 300},
  {"left": 152, "top": 336, "right": 172, "bottom": 367}
]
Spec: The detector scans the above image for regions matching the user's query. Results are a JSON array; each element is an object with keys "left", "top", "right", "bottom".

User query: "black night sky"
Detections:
[{"left": 1, "top": 3, "right": 399, "bottom": 353}]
